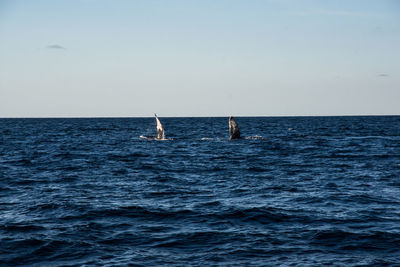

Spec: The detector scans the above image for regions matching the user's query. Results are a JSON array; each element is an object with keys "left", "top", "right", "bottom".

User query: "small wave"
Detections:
[
  {"left": 345, "top": 136, "right": 400, "bottom": 141},
  {"left": 200, "top": 137, "right": 214, "bottom": 141},
  {"left": 5, "top": 158, "right": 33, "bottom": 166},
  {"left": 215, "top": 206, "right": 298, "bottom": 224},
  {"left": 6, "top": 238, "right": 46, "bottom": 248},
  {"left": 79, "top": 127, "right": 112, "bottom": 132},
  {"left": 310, "top": 229, "right": 400, "bottom": 251},
  {"left": 152, "top": 231, "right": 231, "bottom": 248},
  {"left": 247, "top": 166, "right": 268, "bottom": 172},
  {"left": 58, "top": 205, "right": 196, "bottom": 222},
  {"left": 194, "top": 200, "right": 223, "bottom": 209},
  {"left": 11, "top": 178, "right": 48, "bottom": 185},
  {"left": 107, "top": 152, "right": 150, "bottom": 161},
  {"left": 2, "top": 224, "right": 46, "bottom": 232}
]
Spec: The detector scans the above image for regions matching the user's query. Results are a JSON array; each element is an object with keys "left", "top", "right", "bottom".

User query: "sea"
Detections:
[{"left": 1, "top": 116, "right": 399, "bottom": 266}]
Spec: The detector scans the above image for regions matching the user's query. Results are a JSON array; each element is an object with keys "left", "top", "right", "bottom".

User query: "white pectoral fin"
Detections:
[{"left": 155, "top": 114, "right": 165, "bottom": 139}]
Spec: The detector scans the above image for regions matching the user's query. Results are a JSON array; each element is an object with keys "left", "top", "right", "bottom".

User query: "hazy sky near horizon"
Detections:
[{"left": 1, "top": 0, "right": 399, "bottom": 117}]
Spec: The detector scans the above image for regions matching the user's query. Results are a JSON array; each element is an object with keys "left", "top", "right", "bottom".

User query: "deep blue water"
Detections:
[{"left": 1, "top": 116, "right": 400, "bottom": 266}]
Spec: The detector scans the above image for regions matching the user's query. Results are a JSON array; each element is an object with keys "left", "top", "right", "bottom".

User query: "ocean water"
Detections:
[{"left": 1, "top": 116, "right": 400, "bottom": 266}]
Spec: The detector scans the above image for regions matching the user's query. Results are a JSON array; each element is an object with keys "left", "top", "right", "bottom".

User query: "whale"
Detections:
[
  {"left": 229, "top": 116, "right": 241, "bottom": 140},
  {"left": 155, "top": 113, "right": 166, "bottom": 140},
  {"left": 139, "top": 114, "right": 169, "bottom": 140}
]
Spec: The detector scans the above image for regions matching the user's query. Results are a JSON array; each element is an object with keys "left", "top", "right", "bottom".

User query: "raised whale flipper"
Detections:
[
  {"left": 155, "top": 113, "right": 165, "bottom": 140},
  {"left": 229, "top": 116, "right": 241, "bottom": 140}
]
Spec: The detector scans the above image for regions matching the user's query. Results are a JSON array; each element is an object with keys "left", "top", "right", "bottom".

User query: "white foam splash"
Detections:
[{"left": 245, "top": 135, "right": 263, "bottom": 140}]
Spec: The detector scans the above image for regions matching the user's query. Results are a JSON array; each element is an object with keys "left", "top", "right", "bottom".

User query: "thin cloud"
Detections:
[
  {"left": 47, "top": 44, "right": 65, "bottom": 49},
  {"left": 378, "top": 74, "right": 389, "bottom": 77}
]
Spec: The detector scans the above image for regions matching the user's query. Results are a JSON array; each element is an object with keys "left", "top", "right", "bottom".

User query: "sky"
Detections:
[{"left": 0, "top": 0, "right": 399, "bottom": 117}]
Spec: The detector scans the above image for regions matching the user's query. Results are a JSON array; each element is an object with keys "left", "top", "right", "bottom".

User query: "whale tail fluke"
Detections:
[
  {"left": 229, "top": 116, "right": 241, "bottom": 140},
  {"left": 155, "top": 113, "right": 166, "bottom": 140}
]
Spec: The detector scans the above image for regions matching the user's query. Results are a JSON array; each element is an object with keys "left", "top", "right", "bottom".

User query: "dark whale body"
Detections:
[{"left": 229, "top": 116, "right": 241, "bottom": 140}]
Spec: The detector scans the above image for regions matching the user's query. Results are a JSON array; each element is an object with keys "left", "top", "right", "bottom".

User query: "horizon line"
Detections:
[{"left": 0, "top": 114, "right": 399, "bottom": 119}]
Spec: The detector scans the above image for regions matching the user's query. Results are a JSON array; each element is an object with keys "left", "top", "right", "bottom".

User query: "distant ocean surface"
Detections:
[{"left": 1, "top": 116, "right": 400, "bottom": 266}]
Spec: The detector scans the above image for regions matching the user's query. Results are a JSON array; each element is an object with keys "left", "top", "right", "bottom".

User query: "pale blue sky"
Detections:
[{"left": 1, "top": 0, "right": 399, "bottom": 117}]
